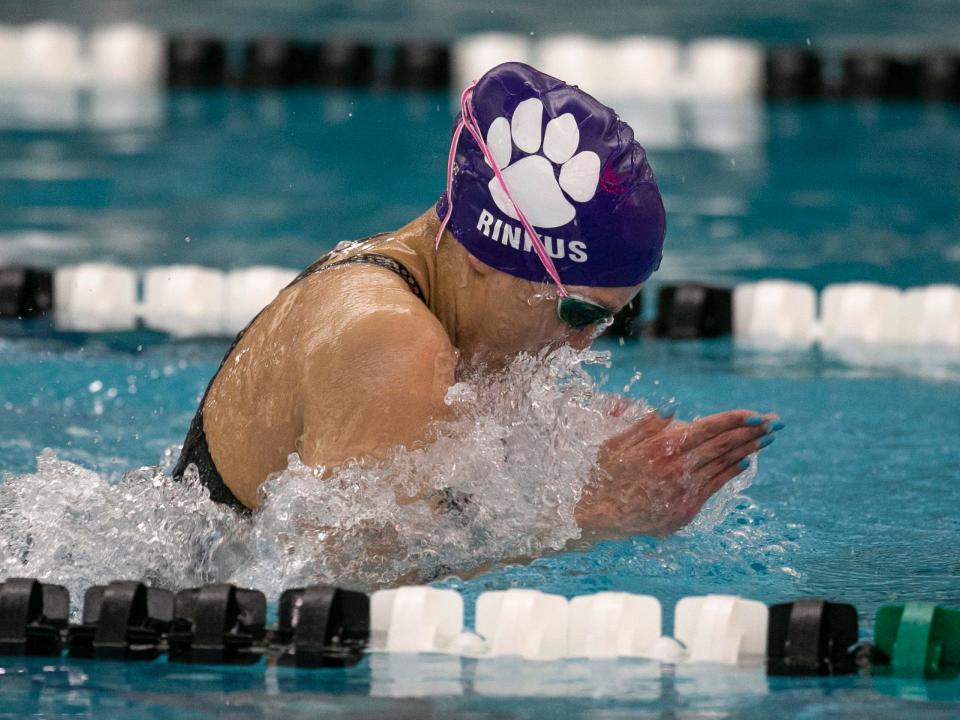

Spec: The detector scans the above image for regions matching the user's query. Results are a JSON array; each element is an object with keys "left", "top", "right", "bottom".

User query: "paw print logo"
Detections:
[{"left": 485, "top": 97, "right": 601, "bottom": 229}]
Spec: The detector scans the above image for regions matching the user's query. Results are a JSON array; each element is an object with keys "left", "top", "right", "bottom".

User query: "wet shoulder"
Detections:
[{"left": 282, "top": 260, "right": 448, "bottom": 353}]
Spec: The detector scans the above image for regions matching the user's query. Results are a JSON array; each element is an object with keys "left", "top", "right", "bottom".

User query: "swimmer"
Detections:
[{"left": 173, "top": 62, "right": 778, "bottom": 544}]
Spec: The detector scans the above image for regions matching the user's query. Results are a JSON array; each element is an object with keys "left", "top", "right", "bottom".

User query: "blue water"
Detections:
[{"left": 2, "top": 89, "right": 960, "bottom": 717}]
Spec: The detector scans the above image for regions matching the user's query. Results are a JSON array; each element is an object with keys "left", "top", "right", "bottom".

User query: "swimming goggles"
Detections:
[{"left": 557, "top": 294, "right": 615, "bottom": 330}]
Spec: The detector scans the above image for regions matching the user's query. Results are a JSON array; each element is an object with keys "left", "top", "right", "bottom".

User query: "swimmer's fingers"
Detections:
[
  {"left": 675, "top": 410, "right": 777, "bottom": 453},
  {"left": 610, "top": 409, "right": 676, "bottom": 451},
  {"left": 686, "top": 424, "right": 770, "bottom": 472},
  {"left": 697, "top": 440, "right": 763, "bottom": 497}
]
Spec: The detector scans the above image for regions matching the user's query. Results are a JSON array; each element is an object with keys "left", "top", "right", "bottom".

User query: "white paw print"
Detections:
[{"left": 485, "top": 97, "right": 601, "bottom": 229}]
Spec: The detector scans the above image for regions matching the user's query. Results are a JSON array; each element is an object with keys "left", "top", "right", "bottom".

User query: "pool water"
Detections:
[{"left": 2, "top": 89, "right": 960, "bottom": 717}]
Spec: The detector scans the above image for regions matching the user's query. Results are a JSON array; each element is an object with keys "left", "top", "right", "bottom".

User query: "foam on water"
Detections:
[{"left": 1, "top": 345, "right": 759, "bottom": 612}]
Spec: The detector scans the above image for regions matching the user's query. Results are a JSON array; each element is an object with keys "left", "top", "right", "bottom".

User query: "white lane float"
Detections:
[
  {"left": 536, "top": 34, "right": 609, "bottom": 97},
  {"left": 567, "top": 591, "right": 662, "bottom": 659},
  {"left": 684, "top": 38, "right": 765, "bottom": 98},
  {"left": 19, "top": 22, "right": 86, "bottom": 85},
  {"left": 53, "top": 263, "right": 138, "bottom": 332},
  {"left": 820, "top": 282, "right": 905, "bottom": 346},
  {"left": 141, "top": 265, "right": 226, "bottom": 337},
  {"left": 900, "top": 284, "right": 960, "bottom": 348},
  {"left": 674, "top": 594, "right": 769, "bottom": 665},
  {"left": 733, "top": 280, "right": 818, "bottom": 347},
  {"left": 370, "top": 586, "right": 465, "bottom": 654},
  {"left": 475, "top": 588, "right": 569, "bottom": 661},
  {"left": 607, "top": 36, "right": 683, "bottom": 98},
  {"left": 452, "top": 33, "right": 533, "bottom": 92},
  {"left": 89, "top": 23, "right": 165, "bottom": 85}
]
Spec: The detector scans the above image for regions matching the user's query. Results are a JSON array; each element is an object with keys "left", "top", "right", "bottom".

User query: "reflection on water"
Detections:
[{"left": 4, "top": 655, "right": 960, "bottom": 719}]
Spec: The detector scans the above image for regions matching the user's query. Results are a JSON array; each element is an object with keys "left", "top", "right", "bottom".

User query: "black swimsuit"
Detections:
[{"left": 172, "top": 247, "right": 427, "bottom": 514}]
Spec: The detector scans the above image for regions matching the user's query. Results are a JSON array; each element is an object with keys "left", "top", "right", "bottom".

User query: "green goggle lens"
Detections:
[{"left": 557, "top": 296, "right": 614, "bottom": 330}]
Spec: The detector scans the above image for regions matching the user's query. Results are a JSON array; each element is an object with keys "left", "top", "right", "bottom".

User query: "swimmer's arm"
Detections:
[
  {"left": 433, "top": 410, "right": 776, "bottom": 581},
  {"left": 296, "top": 308, "right": 458, "bottom": 475},
  {"left": 576, "top": 408, "right": 778, "bottom": 539}
]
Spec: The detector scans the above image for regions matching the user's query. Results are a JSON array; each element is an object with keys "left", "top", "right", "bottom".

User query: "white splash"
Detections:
[{"left": 0, "top": 346, "right": 755, "bottom": 607}]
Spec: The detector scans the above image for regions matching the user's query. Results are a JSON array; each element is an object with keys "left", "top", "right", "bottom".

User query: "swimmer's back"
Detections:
[{"left": 196, "top": 232, "right": 455, "bottom": 509}]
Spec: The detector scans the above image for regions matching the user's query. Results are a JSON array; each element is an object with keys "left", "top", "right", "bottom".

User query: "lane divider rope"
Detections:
[
  {"left": 2, "top": 265, "right": 957, "bottom": 349},
  {"left": 0, "top": 23, "right": 958, "bottom": 101},
  {"left": 2, "top": 577, "right": 957, "bottom": 678}
]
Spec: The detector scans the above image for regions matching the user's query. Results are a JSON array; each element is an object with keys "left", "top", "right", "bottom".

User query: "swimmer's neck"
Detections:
[{"left": 366, "top": 208, "right": 469, "bottom": 354}]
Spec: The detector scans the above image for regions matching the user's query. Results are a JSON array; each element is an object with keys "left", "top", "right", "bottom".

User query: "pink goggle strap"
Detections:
[
  {"left": 434, "top": 82, "right": 569, "bottom": 297},
  {"left": 435, "top": 111, "right": 464, "bottom": 248}
]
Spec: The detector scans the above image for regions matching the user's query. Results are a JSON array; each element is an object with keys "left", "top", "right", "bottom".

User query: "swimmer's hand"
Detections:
[{"left": 576, "top": 409, "right": 779, "bottom": 539}]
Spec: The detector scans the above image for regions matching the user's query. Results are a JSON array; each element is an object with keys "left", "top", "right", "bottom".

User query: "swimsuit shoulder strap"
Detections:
[{"left": 295, "top": 251, "right": 427, "bottom": 305}]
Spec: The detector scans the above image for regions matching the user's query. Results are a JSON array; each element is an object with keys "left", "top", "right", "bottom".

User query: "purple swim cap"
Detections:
[{"left": 436, "top": 62, "right": 666, "bottom": 288}]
